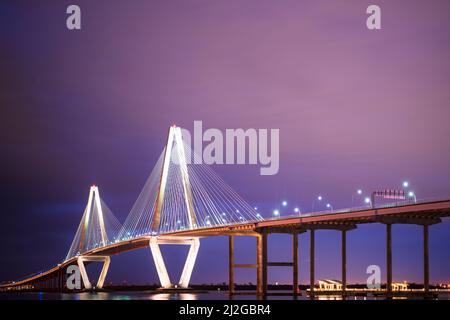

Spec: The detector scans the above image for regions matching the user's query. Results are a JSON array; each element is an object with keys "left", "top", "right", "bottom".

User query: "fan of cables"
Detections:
[
  {"left": 66, "top": 189, "right": 122, "bottom": 260},
  {"left": 119, "top": 137, "right": 263, "bottom": 239}
]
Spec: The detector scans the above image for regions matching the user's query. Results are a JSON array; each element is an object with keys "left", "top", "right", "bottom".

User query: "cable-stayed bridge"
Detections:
[{"left": 1, "top": 126, "right": 450, "bottom": 296}]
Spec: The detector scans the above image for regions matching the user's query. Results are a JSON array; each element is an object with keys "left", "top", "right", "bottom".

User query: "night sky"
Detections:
[{"left": 1, "top": 0, "right": 449, "bottom": 285}]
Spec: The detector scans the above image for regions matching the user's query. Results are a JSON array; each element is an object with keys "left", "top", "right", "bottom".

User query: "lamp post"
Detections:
[
  {"left": 352, "top": 189, "right": 363, "bottom": 206},
  {"left": 408, "top": 191, "right": 417, "bottom": 203},
  {"left": 312, "top": 196, "right": 323, "bottom": 210}
]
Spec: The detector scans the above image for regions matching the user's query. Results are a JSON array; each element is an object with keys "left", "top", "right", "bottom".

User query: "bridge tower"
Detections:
[
  {"left": 79, "top": 185, "right": 108, "bottom": 250},
  {"left": 152, "top": 125, "right": 197, "bottom": 231},
  {"left": 66, "top": 185, "right": 120, "bottom": 290},
  {"left": 149, "top": 125, "right": 200, "bottom": 289},
  {"left": 77, "top": 186, "right": 111, "bottom": 290}
]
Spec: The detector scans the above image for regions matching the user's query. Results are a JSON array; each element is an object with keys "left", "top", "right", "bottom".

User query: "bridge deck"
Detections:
[{"left": 2, "top": 199, "right": 450, "bottom": 289}]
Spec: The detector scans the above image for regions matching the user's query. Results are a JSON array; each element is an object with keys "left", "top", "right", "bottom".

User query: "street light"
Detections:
[
  {"left": 403, "top": 181, "right": 409, "bottom": 188},
  {"left": 408, "top": 191, "right": 417, "bottom": 203},
  {"left": 326, "top": 203, "right": 333, "bottom": 211},
  {"left": 364, "top": 197, "right": 372, "bottom": 206},
  {"left": 312, "top": 196, "right": 323, "bottom": 210},
  {"left": 294, "top": 207, "right": 300, "bottom": 214},
  {"left": 282, "top": 201, "right": 288, "bottom": 207},
  {"left": 273, "top": 209, "right": 280, "bottom": 217},
  {"left": 352, "top": 189, "right": 363, "bottom": 206}
]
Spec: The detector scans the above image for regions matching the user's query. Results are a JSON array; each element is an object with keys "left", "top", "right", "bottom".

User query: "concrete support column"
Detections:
[
  {"left": 423, "top": 225, "right": 429, "bottom": 293},
  {"left": 256, "top": 234, "right": 263, "bottom": 295},
  {"left": 293, "top": 233, "right": 299, "bottom": 295},
  {"left": 59, "top": 269, "right": 64, "bottom": 292},
  {"left": 342, "top": 230, "right": 347, "bottom": 294},
  {"left": 386, "top": 224, "right": 392, "bottom": 295},
  {"left": 310, "top": 229, "right": 315, "bottom": 295},
  {"left": 228, "top": 236, "right": 234, "bottom": 294},
  {"left": 77, "top": 256, "right": 110, "bottom": 290},
  {"left": 262, "top": 232, "right": 268, "bottom": 295}
]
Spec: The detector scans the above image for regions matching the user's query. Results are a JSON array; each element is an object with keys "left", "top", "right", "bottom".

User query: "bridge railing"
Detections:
[{"left": 260, "top": 196, "right": 450, "bottom": 222}]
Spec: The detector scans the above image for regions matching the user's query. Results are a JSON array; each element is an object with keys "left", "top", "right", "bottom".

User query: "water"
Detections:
[{"left": 0, "top": 290, "right": 448, "bottom": 300}]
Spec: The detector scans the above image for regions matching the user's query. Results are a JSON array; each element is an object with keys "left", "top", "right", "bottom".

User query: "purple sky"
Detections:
[{"left": 1, "top": 0, "right": 449, "bottom": 285}]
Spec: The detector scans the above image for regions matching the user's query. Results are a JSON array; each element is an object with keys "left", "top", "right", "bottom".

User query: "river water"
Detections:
[{"left": 1, "top": 290, "right": 448, "bottom": 300}]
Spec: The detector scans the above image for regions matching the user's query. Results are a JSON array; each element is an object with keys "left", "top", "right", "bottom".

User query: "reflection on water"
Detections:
[{"left": 0, "top": 290, "right": 448, "bottom": 300}]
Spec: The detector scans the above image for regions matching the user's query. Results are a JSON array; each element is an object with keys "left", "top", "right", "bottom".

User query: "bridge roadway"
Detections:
[{"left": 2, "top": 199, "right": 450, "bottom": 295}]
